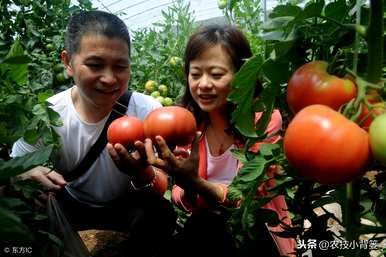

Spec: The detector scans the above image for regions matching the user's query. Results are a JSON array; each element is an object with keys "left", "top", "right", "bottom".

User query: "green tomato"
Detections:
[
  {"left": 217, "top": 0, "right": 227, "bottom": 9},
  {"left": 150, "top": 91, "right": 161, "bottom": 98},
  {"left": 145, "top": 80, "right": 157, "bottom": 93},
  {"left": 369, "top": 113, "right": 386, "bottom": 165},
  {"left": 53, "top": 63, "right": 64, "bottom": 73},
  {"left": 155, "top": 96, "right": 165, "bottom": 105},
  {"left": 158, "top": 84, "right": 168, "bottom": 96},
  {"left": 169, "top": 56, "right": 181, "bottom": 66},
  {"left": 163, "top": 97, "right": 173, "bottom": 106},
  {"left": 55, "top": 72, "right": 67, "bottom": 83},
  {"left": 45, "top": 43, "right": 55, "bottom": 51}
]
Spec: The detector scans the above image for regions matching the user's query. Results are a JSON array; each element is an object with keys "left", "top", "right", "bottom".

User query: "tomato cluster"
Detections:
[
  {"left": 107, "top": 106, "right": 197, "bottom": 148},
  {"left": 284, "top": 61, "right": 385, "bottom": 184}
]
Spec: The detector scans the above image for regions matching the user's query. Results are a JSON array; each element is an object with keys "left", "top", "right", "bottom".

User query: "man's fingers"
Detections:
[
  {"left": 46, "top": 171, "right": 67, "bottom": 188},
  {"left": 107, "top": 143, "right": 121, "bottom": 162}
]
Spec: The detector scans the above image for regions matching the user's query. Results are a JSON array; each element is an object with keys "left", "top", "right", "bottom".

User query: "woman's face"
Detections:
[
  {"left": 63, "top": 34, "right": 130, "bottom": 110},
  {"left": 188, "top": 44, "right": 235, "bottom": 113}
]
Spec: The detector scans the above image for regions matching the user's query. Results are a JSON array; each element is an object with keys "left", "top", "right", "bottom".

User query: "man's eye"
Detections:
[
  {"left": 115, "top": 65, "right": 129, "bottom": 70},
  {"left": 86, "top": 63, "right": 102, "bottom": 68}
]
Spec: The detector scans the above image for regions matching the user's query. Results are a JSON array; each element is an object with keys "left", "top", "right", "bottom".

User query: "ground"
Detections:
[{"left": 79, "top": 230, "right": 128, "bottom": 257}]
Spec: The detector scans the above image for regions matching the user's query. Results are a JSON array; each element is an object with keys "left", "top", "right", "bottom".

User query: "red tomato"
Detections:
[
  {"left": 144, "top": 106, "right": 197, "bottom": 146},
  {"left": 287, "top": 61, "right": 357, "bottom": 113},
  {"left": 153, "top": 170, "right": 169, "bottom": 196},
  {"left": 107, "top": 116, "right": 145, "bottom": 147},
  {"left": 283, "top": 105, "right": 370, "bottom": 184}
]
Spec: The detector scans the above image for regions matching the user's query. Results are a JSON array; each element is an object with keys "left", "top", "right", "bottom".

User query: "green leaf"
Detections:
[
  {"left": 262, "top": 59, "right": 292, "bottom": 85},
  {"left": 259, "top": 144, "right": 280, "bottom": 157},
  {"left": 0, "top": 206, "right": 33, "bottom": 243},
  {"left": 32, "top": 104, "right": 46, "bottom": 116},
  {"left": 295, "top": 0, "right": 325, "bottom": 21},
  {"left": 324, "top": 0, "right": 347, "bottom": 22},
  {"left": 270, "top": 4, "right": 302, "bottom": 18},
  {"left": 235, "top": 156, "right": 268, "bottom": 183},
  {"left": 3, "top": 40, "right": 31, "bottom": 64},
  {"left": 37, "top": 91, "right": 54, "bottom": 103},
  {"left": 228, "top": 55, "right": 264, "bottom": 137},
  {"left": 0, "top": 145, "right": 53, "bottom": 178}
]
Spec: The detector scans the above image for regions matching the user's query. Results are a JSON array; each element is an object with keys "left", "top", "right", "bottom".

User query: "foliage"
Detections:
[
  {"left": 0, "top": 0, "right": 93, "bottom": 255},
  {"left": 223, "top": 0, "right": 386, "bottom": 256},
  {"left": 221, "top": 0, "right": 265, "bottom": 54},
  {"left": 130, "top": 0, "right": 197, "bottom": 104}
]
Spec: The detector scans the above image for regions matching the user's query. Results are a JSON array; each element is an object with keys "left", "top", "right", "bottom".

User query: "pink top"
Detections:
[{"left": 171, "top": 109, "right": 295, "bottom": 256}]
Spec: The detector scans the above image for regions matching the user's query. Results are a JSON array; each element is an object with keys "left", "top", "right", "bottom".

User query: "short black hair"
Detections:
[{"left": 64, "top": 10, "right": 131, "bottom": 57}]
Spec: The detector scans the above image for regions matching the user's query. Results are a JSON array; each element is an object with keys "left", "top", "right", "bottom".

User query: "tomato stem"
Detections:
[
  {"left": 366, "top": 0, "right": 384, "bottom": 84},
  {"left": 318, "top": 15, "right": 367, "bottom": 38}
]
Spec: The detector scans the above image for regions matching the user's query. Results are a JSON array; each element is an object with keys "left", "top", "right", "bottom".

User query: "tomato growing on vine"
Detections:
[
  {"left": 287, "top": 61, "right": 357, "bottom": 114},
  {"left": 283, "top": 104, "right": 371, "bottom": 184}
]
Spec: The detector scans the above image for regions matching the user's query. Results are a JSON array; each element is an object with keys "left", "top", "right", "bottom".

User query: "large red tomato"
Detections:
[
  {"left": 284, "top": 105, "right": 370, "bottom": 184},
  {"left": 144, "top": 106, "right": 197, "bottom": 146},
  {"left": 287, "top": 61, "right": 357, "bottom": 113},
  {"left": 153, "top": 170, "right": 169, "bottom": 196},
  {"left": 107, "top": 115, "right": 145, "bottom": 148}
]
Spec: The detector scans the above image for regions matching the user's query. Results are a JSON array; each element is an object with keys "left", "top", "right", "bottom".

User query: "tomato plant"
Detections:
[
  {"left": 144, "top": 106, "right": 196, "bottom": 146},
  {"left": 107, "top": 116, "right": 145, "bottom": 148},
  {"left": 369, "top": 113, "right": 386, "bottom": 165},
  {"left": 284, "top": 105, "right": 370, "bottom": 184},
  {"left": 357, "top": 96, "right": 386, "bottom": 130},
  {"left": 287, "top": 61, "right": 357, "bottom": 113}
]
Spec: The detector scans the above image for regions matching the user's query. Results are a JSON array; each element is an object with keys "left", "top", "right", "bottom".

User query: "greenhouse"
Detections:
[{"left": 0, "top": 0, "right": 385, "bottom": 257}]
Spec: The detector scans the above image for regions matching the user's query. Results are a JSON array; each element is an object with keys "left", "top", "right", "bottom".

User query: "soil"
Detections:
[{"left": 79, "top": 230, "right": 128, "bottom": 257}]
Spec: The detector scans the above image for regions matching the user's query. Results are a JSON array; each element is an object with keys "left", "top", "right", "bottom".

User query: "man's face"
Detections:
[{"left": 64, "top": 34, "right": 130, "bottom": 110}]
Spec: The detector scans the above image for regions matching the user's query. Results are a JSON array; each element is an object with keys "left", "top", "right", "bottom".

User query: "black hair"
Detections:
[{"left": 64, "top": 10, "right": 131, "bottom": 57}]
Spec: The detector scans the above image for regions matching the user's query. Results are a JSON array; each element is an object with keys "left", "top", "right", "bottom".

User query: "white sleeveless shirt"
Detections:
[{"left": 205, "top": 136, "right": 238, "bottom": 185}]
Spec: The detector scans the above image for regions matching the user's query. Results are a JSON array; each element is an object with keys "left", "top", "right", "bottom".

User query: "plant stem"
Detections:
[{"left": 366, "top": 0, "right": 384, "bottom": 84}]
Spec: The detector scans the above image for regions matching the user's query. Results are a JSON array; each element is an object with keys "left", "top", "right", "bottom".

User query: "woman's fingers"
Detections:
[
  {"left": 189, "top": 131, "right": 202, "bottom": 162},
  {"left": 155, "top": 136, "right": 178, "bottom": 164}
]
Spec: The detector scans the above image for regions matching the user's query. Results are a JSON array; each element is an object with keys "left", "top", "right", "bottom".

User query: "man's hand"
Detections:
[
  {"left": 18, "top": 166, "right": 67, "bottom": 191},
  {"left": 107, "top": 141, "right": 149, "bottom": 176}
]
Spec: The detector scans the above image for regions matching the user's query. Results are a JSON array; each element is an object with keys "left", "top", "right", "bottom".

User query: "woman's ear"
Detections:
[{"left": 60, "top": 50, "right": 74, "bottom": 77}]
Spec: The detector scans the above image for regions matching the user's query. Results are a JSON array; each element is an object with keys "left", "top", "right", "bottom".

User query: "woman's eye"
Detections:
[
  {"left": 190, "top": 73, "right": 201, "bottom": 78},
  {"left": 212, "top": 74, "right": 223, "bottom": 79}
]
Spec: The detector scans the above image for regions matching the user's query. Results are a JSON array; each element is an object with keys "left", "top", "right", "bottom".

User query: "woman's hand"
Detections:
[
  {"left": 17, "top": 166, "right": 66, "bottom": 191},
  {"left": 144, "top": 132, "right": 201, "bottom": 188}
]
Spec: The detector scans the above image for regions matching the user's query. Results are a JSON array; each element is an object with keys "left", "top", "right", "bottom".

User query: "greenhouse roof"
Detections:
[{"left": 79, "top": 0, "right": 279, "bottom": 31}]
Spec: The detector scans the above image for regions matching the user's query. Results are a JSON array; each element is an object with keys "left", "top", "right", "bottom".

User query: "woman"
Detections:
[{"left": 144, "top": 25, "right": 294, "bottom": 256}]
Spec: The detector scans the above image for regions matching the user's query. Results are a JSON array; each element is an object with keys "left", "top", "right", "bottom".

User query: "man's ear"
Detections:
[{"left": 60, "top": 50, "right": 74, "bottom": 77}]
